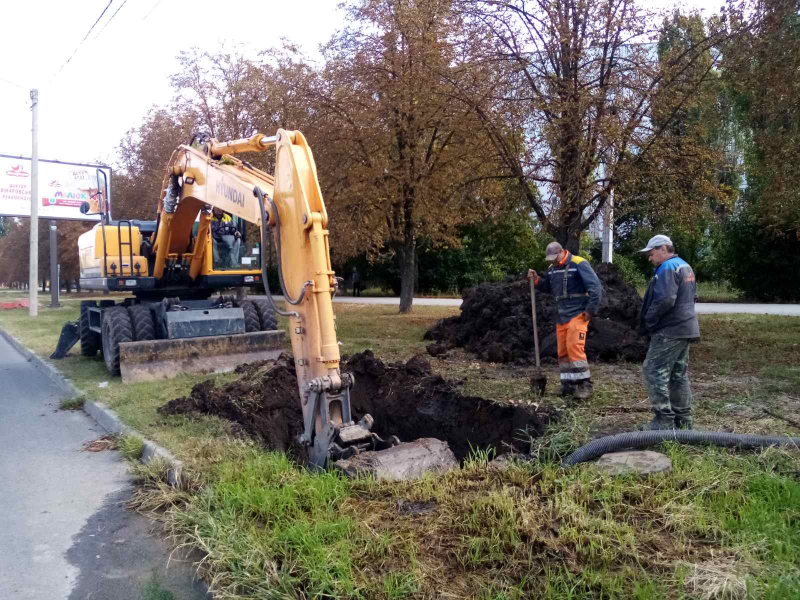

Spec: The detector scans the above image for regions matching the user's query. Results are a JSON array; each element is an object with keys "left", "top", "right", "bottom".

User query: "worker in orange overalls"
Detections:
[{"left": 527, "top": 242, "right": 604, "bottom": 399}]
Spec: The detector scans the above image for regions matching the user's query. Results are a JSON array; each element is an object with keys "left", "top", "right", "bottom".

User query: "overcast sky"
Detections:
[{"left": 1, "top": 0, "right": 722, "bottom": 169}]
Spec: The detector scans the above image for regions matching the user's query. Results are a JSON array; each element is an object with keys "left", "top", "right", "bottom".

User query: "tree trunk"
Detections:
[
  {"left": 398, "top": 237, "right": 416, "bottom": 314},
  {"left": 75, "top": 278, "right": 81, "bottom": 293},
  {"left": 42, "top": 278, "right": 47, "bottom": 292},
  {"left": 554, "top": 223, "right": 581, "bottom": 255}
]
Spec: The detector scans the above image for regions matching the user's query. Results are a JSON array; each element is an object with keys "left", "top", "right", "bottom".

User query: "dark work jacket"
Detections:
[
  {"left": 536, "top": 253, "right": 604, "bottom": 324},
  {"left": 639, "top": 256, "right": 700, "bottom": 339}
]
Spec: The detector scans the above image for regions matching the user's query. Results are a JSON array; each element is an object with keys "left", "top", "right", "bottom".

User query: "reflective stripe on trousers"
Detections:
[{"left": 556, "top": 314, "right": 591, "bottom": 381}]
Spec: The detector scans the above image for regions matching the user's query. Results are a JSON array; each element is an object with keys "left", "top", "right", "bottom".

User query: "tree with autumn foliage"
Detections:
[
  {"left": 457, "top": 0, "right": 736, "bottom": 253},
  {"left": 307, "top": 0, "right": 506, "bottom": 312}
]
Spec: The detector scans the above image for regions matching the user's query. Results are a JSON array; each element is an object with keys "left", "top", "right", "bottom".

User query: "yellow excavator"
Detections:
[{"left": 53, "top": 129, "right": 450, "bottom": 472}]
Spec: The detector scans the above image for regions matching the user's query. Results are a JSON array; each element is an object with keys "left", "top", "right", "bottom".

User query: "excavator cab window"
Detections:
[{"left": 209, "top": 212, "right": 260, "bottom": 271}]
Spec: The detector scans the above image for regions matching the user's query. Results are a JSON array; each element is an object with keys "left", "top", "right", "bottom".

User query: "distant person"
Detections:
[
  {"left": 638, "top": 235, "right": 700, "bottom": 430},
  {"left": 527, "top": 242, "right": 604, "bottom": 399},
  {"left": 352, "top": 267, "right": 362, "bottom": 297},
  {"left": 210, "top": 208, "right": 240, "bottom": 268}
]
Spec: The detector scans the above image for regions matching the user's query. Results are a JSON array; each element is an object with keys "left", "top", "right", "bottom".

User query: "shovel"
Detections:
[{"left": 529, "top": 278, "right": 547, "bottom": 396}]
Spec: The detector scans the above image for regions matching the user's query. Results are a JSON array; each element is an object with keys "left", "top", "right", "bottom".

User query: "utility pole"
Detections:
[
  {"left": 601, "top": 189, "right": 614, "bottom": 264},
  {"left": 29, "top": 89, "right": 39, "bottom": 317},
  {"left": 49, "top": 220, "right": 60, "bottom": 307}
]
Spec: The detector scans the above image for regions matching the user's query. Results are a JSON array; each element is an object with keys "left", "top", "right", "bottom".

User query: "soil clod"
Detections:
[{"left": 425, "top": 263, "right": 648, "bottom": 364}]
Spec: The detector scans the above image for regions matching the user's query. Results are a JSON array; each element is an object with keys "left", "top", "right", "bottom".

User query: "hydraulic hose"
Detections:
[
  {"left": 563, "top": 430, "right": 800, "bottom": 467},
  {"left": 252, "top": 187, "right": 310, "bottom": 306},
  {"left": 254, "top": 187, "right": 299, "bottom": 318}
]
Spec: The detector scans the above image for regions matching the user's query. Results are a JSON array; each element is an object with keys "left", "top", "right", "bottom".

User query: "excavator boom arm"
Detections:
[{"left": 154, "top": 130, "right": 389, "bottom": 467}]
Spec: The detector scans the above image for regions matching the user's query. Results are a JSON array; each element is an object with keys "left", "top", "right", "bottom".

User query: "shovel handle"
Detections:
[{"left": 529, "top": 278, "right": 541, "bottom": 368}]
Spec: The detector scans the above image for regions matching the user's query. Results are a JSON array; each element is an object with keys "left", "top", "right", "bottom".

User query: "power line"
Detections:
[
  {"left": 50, "top": 0, "right": 114, "bottom": 82},
  {"left": 94, "top": 0, "right": 129, "bottom": 39},
  {"left": 142, "top": 0, "right": 165, "bottom": 21},
  {"left": 0, "top": 75, "right": 26, "bottom": 90}
]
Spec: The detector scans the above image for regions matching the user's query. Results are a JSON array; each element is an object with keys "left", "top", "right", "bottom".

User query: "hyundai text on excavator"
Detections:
[{"left": 54, "top": 130, "right": 455, "bottom": 474}]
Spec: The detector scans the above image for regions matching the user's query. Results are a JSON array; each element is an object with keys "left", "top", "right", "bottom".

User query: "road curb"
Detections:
[{"left": 0, "top": 325, "right": 183, "bottom": 485}]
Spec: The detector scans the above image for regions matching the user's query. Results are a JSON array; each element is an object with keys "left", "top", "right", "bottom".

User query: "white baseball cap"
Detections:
[{"left": 639, "top": 234, "right": 673, "bottom": 252}]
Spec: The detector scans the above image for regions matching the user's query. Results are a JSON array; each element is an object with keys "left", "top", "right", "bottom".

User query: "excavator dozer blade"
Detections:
[
  {"left": 334, "top": 438, "right": 457, "bottom": 481},
  {"left": 119, "top": 330, "right": 286, "bottom": 383}
]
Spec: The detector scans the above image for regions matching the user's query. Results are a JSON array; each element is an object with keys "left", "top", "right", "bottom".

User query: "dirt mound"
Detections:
[
  {"left": 425, "top": 263, "right": 648, "bottom": 363},
  {"left": 159, "top": 352, "right": 549, "bottom": 462},
  {"left": 159, "top": 355, "right": 307, "bottom": 458}
]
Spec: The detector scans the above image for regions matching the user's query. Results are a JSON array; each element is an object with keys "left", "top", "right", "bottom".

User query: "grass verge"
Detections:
[{"left": 1, "top": 298, "right": 799, "bottom": 598}]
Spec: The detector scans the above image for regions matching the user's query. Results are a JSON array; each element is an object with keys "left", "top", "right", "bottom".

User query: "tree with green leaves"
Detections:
[{"left": 458, "top": 0, "right": 736, "bottom": 253}]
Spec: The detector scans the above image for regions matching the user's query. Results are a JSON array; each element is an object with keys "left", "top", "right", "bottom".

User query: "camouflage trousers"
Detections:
[{"left": 642, "top": 334, "right": 693, "bottom": 423}]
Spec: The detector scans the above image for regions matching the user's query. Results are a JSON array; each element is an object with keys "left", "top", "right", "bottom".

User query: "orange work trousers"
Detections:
[{"left": 555, "top": 313, "right": 591, "bottom": 382}]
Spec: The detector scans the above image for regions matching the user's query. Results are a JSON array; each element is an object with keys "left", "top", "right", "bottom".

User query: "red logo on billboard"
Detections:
[
  {"left": 5, "top": 164, "right": 29, "bottom": 178},
  {"left": 49, "top": 180, "right": 61, "bottom": 187}
]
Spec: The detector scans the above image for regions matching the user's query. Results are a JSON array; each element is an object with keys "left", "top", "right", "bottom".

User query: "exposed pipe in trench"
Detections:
[{"left": 563, "top": 430, "right": 800, "bottom": 467}]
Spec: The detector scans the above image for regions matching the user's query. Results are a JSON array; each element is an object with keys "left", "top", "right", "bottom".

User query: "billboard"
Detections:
[{"left": 0, "top": 155, "right": 111, "bottom": 221}]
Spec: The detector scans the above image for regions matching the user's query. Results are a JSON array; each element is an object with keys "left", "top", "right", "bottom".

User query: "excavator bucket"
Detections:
[{"left": 119, "top": 330, "right": 285, "bottom": 383}]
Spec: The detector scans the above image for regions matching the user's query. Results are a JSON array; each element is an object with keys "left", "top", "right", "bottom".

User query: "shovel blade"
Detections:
[{"left": 530, "top": 371, "right": 547, "bottom": 396}]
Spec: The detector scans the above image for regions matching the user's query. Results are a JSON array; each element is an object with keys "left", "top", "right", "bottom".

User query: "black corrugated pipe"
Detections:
[{"left": 563, "top": 430, "right": 800, "bottom": 467}]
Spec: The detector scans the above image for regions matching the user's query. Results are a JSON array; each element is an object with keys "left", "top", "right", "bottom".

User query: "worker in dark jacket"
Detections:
[
  {"left": 527, "top": 242, "right": 604, "bottom": 399},
  {"left": 638, "top": 234, "right": 700, "bottom": 430}
]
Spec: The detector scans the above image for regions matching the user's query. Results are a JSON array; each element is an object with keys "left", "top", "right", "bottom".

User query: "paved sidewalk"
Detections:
[
  {"left": 0, "top": 334, "right": 209, "bottom": 600},
  {"left": 257, "top": 294, "right": 800, "bottom": 315}
]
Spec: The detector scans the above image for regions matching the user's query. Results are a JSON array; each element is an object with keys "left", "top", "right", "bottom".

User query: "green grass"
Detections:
[
  {"left": 139, "top": 572, "right": 176, "bottom": 600},
  {"left": 58, "top": 396, "right": 85, "bottom": 411},
  {"left": 2, "top": 300, "right": 800, "bottom": 598},
  {"left": 119, "top": 434, "right": 146, "bottom": 461}
]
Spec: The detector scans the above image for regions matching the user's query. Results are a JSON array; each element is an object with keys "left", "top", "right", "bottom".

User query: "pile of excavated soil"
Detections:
[
  {"left": 159, "top": 352, "right": 549, "bottom": 462},
  {"left": 425, "top": 263, "right": 648, "bottom": 364},
  {"left": 159, "top": 355, "right": 307, "bottom": 459}
]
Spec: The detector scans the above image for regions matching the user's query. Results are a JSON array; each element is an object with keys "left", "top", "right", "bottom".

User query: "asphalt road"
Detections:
[
  {"left": 259, "top": 294, "right": 800, "bottom": 315},
  {"left": 0, "top": 334, "right": 209, "bottom": 600}
]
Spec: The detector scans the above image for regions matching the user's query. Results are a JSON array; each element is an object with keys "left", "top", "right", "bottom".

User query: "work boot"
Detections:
[
  {"left": 573, "top": 380, "right": 593, "bottom": 400},
  {"left": 560, "top": 382, "right": 576, "bottom": 398},
  {"left": 639, "top": 414, "right": 675, "bottom": 431},
  {"left": 674, "top": 415, "right": 693, "bottom": 430}
]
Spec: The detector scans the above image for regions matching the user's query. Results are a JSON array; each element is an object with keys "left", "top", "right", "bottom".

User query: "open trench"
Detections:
[{"left": 159, "top": 351, "right": 550, "bottom": 462}]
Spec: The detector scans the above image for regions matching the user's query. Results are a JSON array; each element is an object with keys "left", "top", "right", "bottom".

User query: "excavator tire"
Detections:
[
  {"left": 102, "top": 306, "right": 133, "bottom": 376},
  {"left": 80, "top": 300, "right": 100, "bottom": 357},
  {"left": 250, "top": 298, "right": 278, "bottom": 331},
  {"left": 127, "top": 305, "right": 155, "bottom": 342},
  {"left": 240, "top": 301, "right": 261, "bottom": 333}
]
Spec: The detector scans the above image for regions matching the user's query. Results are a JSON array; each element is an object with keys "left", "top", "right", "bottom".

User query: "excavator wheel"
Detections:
[
  {"left": 80, "top": 300, "right": 100, "bottom": 357},
  {"left": 239, "top": 301, "right": 261, "bottom": 333},
  {"left": 102, "top": 306, "right": 133, "bottom": 376},
  {"left": 127, "top": 305, "right": 155, "bottom": 342},
  {"left": 250, "top": 298, "right": 278, "bottom": 331}
]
